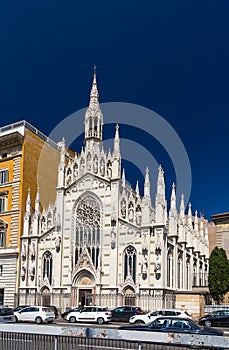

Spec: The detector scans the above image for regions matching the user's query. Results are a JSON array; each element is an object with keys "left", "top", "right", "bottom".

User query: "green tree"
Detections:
[{"left": 208, "top": 246, "right": 229, "bottom": 304}]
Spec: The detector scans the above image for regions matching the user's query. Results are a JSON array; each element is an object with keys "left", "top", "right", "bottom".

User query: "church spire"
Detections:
[
  {"left": 113, "top": 124, "right": 120, "bottom": 158},
  {"left": 35, "top": 186, "right": 40, "bottom": 214},
  {"left": 170, "top": 183, "right": 176, "bottom": 211},
  {"left": 155, "top": 165, "right": 167, "bottom": 224},
  {"left": 26, "top": 188, "right": 31, "bottom": 215},
  {"left": 135, "top": 181, "right": 140, "bottom": 198},
  {"left": 144, "top": 167, "right": 151, "bottom": 198},
  {"left": 179, "top": 193, "right": 185, "bottom": 219},
  {"left": 84, "top": 67, "right": 103, "bottom": 143},
  {"left": 89, "top": 65, "right": 99, "bottom": 108},
  {"left": 188, "top": 202, "right": 192, "bottom": 227},
  {"left": 122, "top": 168, "right": 126, "bottom": 188}
]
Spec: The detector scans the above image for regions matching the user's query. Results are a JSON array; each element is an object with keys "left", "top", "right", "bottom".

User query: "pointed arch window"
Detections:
[
  {"left": 124, "top": 245, "right": 137, "bottom": 283},
  {"left": 177, "top": 252, "right": 183, "bottom": 289},
  {"left": 186, "top": 257, "right": 190, "bottom": 289},
  {"left": 89, "top": 116, "right": 92, "bottom": 136},
  {"left": 43, "top": 251, "right": 53, "bottom": 285},
  {"left": 74, "top": 195, "right": 101, "bottom": 270},
  {"left": 167, "top": 248, "right": 173, "bottom": 288}
]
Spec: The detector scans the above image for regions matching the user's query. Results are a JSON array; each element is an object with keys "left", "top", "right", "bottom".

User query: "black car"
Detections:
[
  {"left": 111, "top": 306, "right": 144, "bottom": 322},
  {"left": 119, "top": 316, "right": 223, "bottom": 336},
  {"left": 61, "top": 307, "right": 82, "bottom": 320},
  {"left": 199, "top": 309, "right": 229, "bottom": 327},
  {"left": 49, "top": 305, "right": 59, "bottom": 319}
]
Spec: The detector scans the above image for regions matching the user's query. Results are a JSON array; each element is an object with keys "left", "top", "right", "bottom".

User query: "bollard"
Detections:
[{"left": 54, "top": 335, "right": 58, "bottom": 350}]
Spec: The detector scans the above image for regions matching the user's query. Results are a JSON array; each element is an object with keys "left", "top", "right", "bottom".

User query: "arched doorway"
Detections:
[
  {"left": 40, "top": 287, "right": 50, "bottom": 306},
  {"left": 123, "top": 286, "right": 135, "bottom": 306},
  {"left": 72, "top": 270, "right": 95, "bottom": 307}
]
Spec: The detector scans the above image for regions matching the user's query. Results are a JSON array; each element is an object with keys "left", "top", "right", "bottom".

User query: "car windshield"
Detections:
[
  {"left": 0, "top": 308, "right": 13, "bottom": 316},
  {"left": 150, "top": 318, "right": 201, "bottom": 330},
  {"left": 44, "top": 307, "right": 53, "bottom": 312}
]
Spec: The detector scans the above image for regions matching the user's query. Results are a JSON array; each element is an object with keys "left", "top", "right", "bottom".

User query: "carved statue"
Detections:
[
  {"left": 30, "top": 242, "right": 35, "bottom": 260},
  {"left": 141, "top": 255, "right": 148, "bottom": 274},
  {"left": 93, "top": 157, "right": 98, "bottom": 174},
  {"left": 121, "top": 199, "right": 126, "bottom": 218},
  {"left": 29, "top": 264, "right": 35, "bottom": 277},
  {"left": 21, "top": 265, "right": 26, "bottom": 278},
  {"left": 55, "top": 236, "right": 61, "bottom": 250}
]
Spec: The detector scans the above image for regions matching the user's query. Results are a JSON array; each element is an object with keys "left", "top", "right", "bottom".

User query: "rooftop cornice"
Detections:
[{"left": 0, "top": 131, "right": 23, "bottom": 150}]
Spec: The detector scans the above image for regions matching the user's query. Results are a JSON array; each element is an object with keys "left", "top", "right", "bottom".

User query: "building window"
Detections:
[
  {"left": 177, "top": 252, "right": 183, "bottom": 289},
  {"left": 0, "top": 170, "right": 8, "bottom": 184},
  {"left": 186, "top": 257, "right": 190, "bottom": 289},
  {"left": 124, "top": 245, "right": 137, "bottom": 283},
  {"left": 0, "top": 289, "right": 4, "bottom": 305},
  {"left": 167, "top": 250, "right": 171, "bottom": 287},
  {"left": 43, "top": 251, "right": 53, "bottom": 285},
  {"left": 0, "top": 232, "right": 6, "bottom": 248},
  {"left": 0, "top": 265, "right": 3, "bottom": 276},
  {"left": 0, "top": 193, "right": 7, "bottom": 213},
  {"left": 74, "top": 195, "right": 101, "bottom": 269},
  {"left": 0, "top": 221, "right": 7, "bottom": 248}
]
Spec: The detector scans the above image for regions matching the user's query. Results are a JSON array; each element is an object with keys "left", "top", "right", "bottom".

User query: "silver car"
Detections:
[{"left": 0, "top": 307, "right": 15, "bottom": 323}]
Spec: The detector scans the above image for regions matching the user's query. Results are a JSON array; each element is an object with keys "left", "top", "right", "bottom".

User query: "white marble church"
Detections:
[{"left": 18, "top": 73, "right": 209, "bottom": 313}]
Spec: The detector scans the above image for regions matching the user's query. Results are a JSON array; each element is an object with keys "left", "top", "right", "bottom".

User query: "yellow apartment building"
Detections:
[
  {"left": 0, "top": 120, "right": 60, "bottom": 306},
  {"left": 211, "top": 212, "right": 229, "bottom": 259}
]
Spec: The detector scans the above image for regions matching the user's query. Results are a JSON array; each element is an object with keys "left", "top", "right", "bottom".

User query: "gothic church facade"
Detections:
[{"left": 18, "top": 74, "right": 209, "bottom": 313}]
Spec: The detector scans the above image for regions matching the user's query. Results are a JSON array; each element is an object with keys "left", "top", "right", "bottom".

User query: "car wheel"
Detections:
[
  {"left": 134, "top": 320, "right": 144, "bottom": 325},
  {"left": 97, "top": 317, "right": 104, "bottom": 325},
  {"left": 14, "top": 316, "right": 18, "bottom": 323},
  {"left": 69, "top": 316, "right": 76, "bottom": 323},
  {"left": 35, "top": 317, "right": 43, "bottom": 324},
  {"left": 204, "top": 320, "right": 212, "bottom": 327}
]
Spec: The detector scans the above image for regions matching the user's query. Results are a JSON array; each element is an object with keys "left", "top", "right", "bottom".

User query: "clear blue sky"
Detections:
[{"left": 0, "top": 1, "right": 228, "bottom": 220}]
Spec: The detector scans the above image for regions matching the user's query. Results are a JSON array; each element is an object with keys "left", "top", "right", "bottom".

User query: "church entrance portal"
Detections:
[
  {"left": 40, "top": 287, "right": 51, "bottom": 306},
  {"left": 123, "top": 287, "right": 135, "bottom": 306},
  {"left": 79, "top": 289, "right": 93, "bottom": 306}
]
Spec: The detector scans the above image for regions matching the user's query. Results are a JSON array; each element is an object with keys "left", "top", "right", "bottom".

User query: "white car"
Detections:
[
  {"left": 14, "top": 306, "right": 55, "bottom": 324},
  {"left": 66, "top": 306, "right": 112, "bottom": 324},
  {"left": 129, "top": 308, "right": 192, "bottom": 324}
]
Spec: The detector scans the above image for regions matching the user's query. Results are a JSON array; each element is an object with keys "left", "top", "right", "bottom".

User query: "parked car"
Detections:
[
  {"left": 129, "top": 308, "right": 191, "bottom": 324},
  {"left": 14, "top": 306, "right": 55, "bottom": 324},
  {"left": 199, "top": 309, "right": 229, "bottom": 327},
  {"left": 119, "top": 316, "right": 224, "bottom": 336},
  {"left": 0, "top": 306, "right": 15, "bottom": 323},
  {"left": 66, "top": 306, "right": 112, "bottom": 324},
  {"left": 61, "top": 307, "right": 82, "bottom": 320},
  {"left": 111, "top": 306, "right": 144, "bottom": 322},
  {"left": 49, "top": 305, "right": 59, "bottom": 319}
]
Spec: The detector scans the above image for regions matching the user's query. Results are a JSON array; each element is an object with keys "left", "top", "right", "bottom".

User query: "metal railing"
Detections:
[
  {"left": 0, "top": 332, "right": 226, "bottom": 350},
  {"left": 0, "top": 120, "right": 59, "bottom": 150}
]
